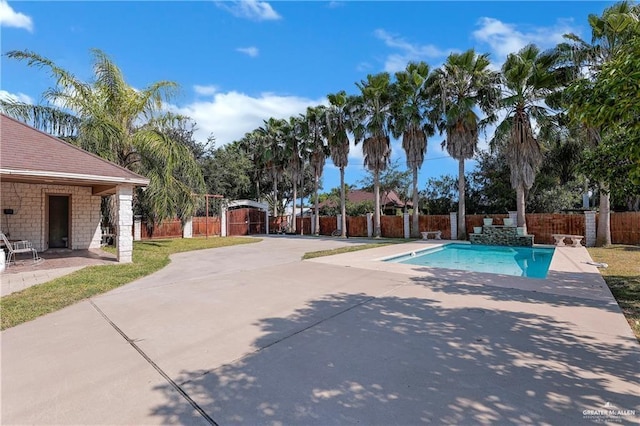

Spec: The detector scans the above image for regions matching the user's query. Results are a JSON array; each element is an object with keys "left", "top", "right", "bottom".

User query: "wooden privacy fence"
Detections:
[
  {"left": 465, "top": 214, "right": 510, "bottom": 230},
  {"left": 295, "top": 217, "right": 312, "bottom": 234},
  {"left": 192, "top": 217, "right": 221, "bottom": 237},
  {"left": 347, "top": 216, "right": 368, "bottom": 237},
  {"left": 609, "top": 212, "right": 640, "bottom": 245},
  {"left": 319, "top": 216, "right": 337, "bottom": 235},
  {"left": 420, "top": 215, "right": 452, "bottom": 239},
  {"left": 139, "top": 212, "right": 640, "bottom": 244},
  {"left": 227, "top": 208, "right": 265, "bottom": 236},
  {"left": 140, "top": 219, "right": 182, "bottom": 239},
  {"left": 526, "top": 213, "right": 585, "bottom": 245},
  {"left": 140, "top": 216, "right": 220, "bottom": 239},
  {"left": 380, "top": 216, "right": 404, "bottom": 238},
  {"left": 269, "top": 216, "right": 288, "bottom": 233},
  {"left": 310, "top": 212, "right": 639, "bottom": 244}
]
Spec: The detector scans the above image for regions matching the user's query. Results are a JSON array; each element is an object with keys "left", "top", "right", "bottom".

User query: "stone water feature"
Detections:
[{"left": 469, "top": 225, "right": 534, "bottom": 247}]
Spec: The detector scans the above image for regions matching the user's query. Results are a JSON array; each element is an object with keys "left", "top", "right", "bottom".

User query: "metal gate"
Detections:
[{"left": 227, "top": 207, "right": 266, "bottom": 236}]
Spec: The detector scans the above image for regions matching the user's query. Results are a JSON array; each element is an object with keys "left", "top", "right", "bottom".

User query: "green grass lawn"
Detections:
[
  {"left": 302, "top": 243, "right": 394, "bottom": 260},
  {"left": 1, "top": 237, "right": 259, "bottom": 330},
  {"left": 587, "top": 245, "right": 640, "bottom": 341},
  {"left": 301, "top": 238, "right": 409, "bottom": 260}
]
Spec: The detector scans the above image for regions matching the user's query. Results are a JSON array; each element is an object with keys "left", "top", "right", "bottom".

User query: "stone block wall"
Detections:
[
  {"left": 469, "top": 225, "right": 534, "bottom": 247},
  {"left": 116, "top": 185, "right": 133, "bottom": 263},
  {"left": 0, "top": 181, "right": 102, "bottom": 251}
]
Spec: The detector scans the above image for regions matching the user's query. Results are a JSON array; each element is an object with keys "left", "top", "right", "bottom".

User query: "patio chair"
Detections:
[
  {"left": 101, "top": 226, "right": 116, "bottom": 246},
  {"left": 1, "top": 233, "right": 41, "bottom": 265}
]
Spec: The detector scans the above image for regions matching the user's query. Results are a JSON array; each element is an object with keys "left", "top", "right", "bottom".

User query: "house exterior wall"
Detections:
[{"left": 0, "top": 182, "right": 102, "bottom": 251}]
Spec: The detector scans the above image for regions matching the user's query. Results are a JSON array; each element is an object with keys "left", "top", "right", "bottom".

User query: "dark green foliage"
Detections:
[{"left": 201, "top": 141, "right": 255, "bottom": 201}]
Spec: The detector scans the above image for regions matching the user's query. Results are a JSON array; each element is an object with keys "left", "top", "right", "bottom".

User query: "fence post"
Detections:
[
  {"left": 337, "top": 214, "right": 342, "bottom": 233},
  {"left": 310, "top": 214, "right": 316, "bottom": 235},
  {"left": 450, "top": 212, "right": 458, "bottom": 240},
  {"left": 508, "top": 210, "right": 517, "bottom": 224},
  {"left": 584, "top": 210, "right": 596, "bottom": 247},
  {"left": 403, "top": 213, "right": 410, "bottom": 239},
  {"left": 366, "top": 213, "right": 373, "bottom": 238},
  {"left": 133, "top": 215, "right": 142, "bottom": 241},
  {"left": 183, "top": 217, "right": 193, "bottom": 239},
  {"left": 221, "top": 203, "right": 228, "bottom": 237}
]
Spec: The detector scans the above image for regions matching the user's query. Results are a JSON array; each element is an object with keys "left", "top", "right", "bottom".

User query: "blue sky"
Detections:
[{"left": 1, "top": 0, "right": 611, "bottom": 195}]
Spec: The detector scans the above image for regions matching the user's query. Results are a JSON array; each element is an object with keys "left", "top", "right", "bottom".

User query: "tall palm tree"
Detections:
[
  {"left": 559, "top": 1, "right": 639, "bottom": 246},
  {"left": 391, "top": 61, "right": 436, "bottom": 238},
  {"left": 490, "top": 44, "right": 567, "bottom": 229},
  {"left": 304, "top": 106, "right": 328, "bottom": 235},
  {"left": 326, "top": 91, "right": 352, "bottom": 237},
  {"left": 284, "top": 116, "right": 305, "bottom": 233},
  {"left": 352, "top": 73, "right": 394, "bottom": 238},
  {"left": 256, "top": 118, "right": 288, "bottom": 217},
  {"left": 429, "top": 49, "right": 501, "bottom": 239},
  {"left": 1, "top": 49, "right": 204, "bottom": 222}
]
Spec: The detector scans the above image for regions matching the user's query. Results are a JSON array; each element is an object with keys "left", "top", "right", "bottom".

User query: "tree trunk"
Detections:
[
  {"left": 273, "top": 170, "right": 278, "bottom": 220},
  {"left": 516, "top": 184, "right": 526, "bottom": 227},
  {"left": 314, "top": 171, "right": 320, "bottom": 236},
  {"left": 299, "top": 174, "right": 304, "bottom": 235},
  {"left": 457, "top": 159, "right": 466, "bottom": 240},
  {"left": 411, "top": 166, "right": 419, "bottom": 238},
  {"left": 291, "top": 177, "right": 297, "bottom": 233},
  {"left": 374, "top": 170, "right": 381, "bottom": 238},
  {"left": 340, "top": 167, "right": 347, "bottom": 238},
  {"left": 597, "top": 182, "right": 612, "bottom": 246}
]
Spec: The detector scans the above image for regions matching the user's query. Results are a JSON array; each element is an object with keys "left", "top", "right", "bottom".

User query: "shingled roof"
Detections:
[
  {"left": 1, "top": 114, "right": 148, "bottom": 194},
  {"left": 318, "top": 189, "right": 412, "bottom": 209}
]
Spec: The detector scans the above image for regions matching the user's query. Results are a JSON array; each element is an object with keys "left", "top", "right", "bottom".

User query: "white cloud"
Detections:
[
  {"left": 374, "top": 29, "right": 449, "bottom": 73},
  {"left": 215, "top": 0, "right": 281, "bottom": 21},
  {"left": 193, "top": 85, "right": 219, "bottom": 96},
  {"left": 356, "top": 62, "right": 373, "bottom": 72},
  {"left": 0, "top": 0, "right": 33, "bottom": 31},
  {"left": 172, "top": 90, "right": 326, "bottom": 146},
  {"left": 236, "top": 46, "right": 259, "bottom": 57},
  {"left": 473, "top": 17, "right": 578, "bottom": 62},
  {"left": 0, "top": 89, "right": 34, "bottom": 104}
]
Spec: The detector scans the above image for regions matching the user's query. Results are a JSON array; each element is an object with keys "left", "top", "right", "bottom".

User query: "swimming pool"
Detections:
[{"left": 386, "top": 243, "right": 555, "bottom": 279}]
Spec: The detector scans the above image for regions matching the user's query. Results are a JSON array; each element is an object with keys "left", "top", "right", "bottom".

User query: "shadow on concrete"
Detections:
[
  {"left": 149, "top": 289, "right": 640, "bottom": 424},
  {"left": 407, "top": 267, "right": 620, "bottom": 310}
]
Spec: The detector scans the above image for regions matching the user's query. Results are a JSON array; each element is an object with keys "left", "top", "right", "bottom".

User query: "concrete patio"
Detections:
[
  {"left": 1, "top": 236, "right": 638, "bottom": 424},
  {"left": 1, "top": 248, "right": 117, "bottom": 296}
]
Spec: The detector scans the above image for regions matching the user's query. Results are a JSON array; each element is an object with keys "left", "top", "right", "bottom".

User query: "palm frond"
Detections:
[{"left": 0, "top": 101, "right": 80, "bottom": 136}]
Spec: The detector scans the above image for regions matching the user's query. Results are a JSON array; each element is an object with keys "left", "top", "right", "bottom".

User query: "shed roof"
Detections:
[{"left": 1, "top": 114, "right": 149, "bottom": 193}]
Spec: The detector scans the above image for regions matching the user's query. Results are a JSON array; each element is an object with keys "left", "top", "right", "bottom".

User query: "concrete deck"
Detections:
[
  {"left": 1, "top": 236, "right": 638, "bottom": 425},
  {"left": 1, "top": 249, "right": 117, "bottom": 296}
]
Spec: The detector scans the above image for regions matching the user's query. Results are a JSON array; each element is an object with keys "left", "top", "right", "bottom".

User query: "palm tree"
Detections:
[
  {"left": 490, "top": 44, "right": 567, "bottom": 229},
  {"left": 255, "top": 118, "right": 288, "bottom": 218},
  {"left": 284, "top": 116, "right": 305, "bottom": 233},
  {"left": 391, "top": 61, "right": 436, "bottom": 238},
  {"left": 429, "top": 49, "right": 501, "bottom": 239},
  {"left": 559, "top": 1, "right": 639, "bottom": 246},
  {"left": 303, "top": 106, "right": 328, "bottom": 235},
  {"left": 1, "top": 49, "right": 204, "bottom": 223},
  {"left": 352, "top": 73, "right": 394, "bottom": 238},
  {"left": 326, "top": 91, "right": 352, "bottom": 237}
]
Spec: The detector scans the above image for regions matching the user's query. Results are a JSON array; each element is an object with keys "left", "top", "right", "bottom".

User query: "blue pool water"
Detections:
[{"left": 386, "top": 244, "right": 555, "bottom": 279}]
